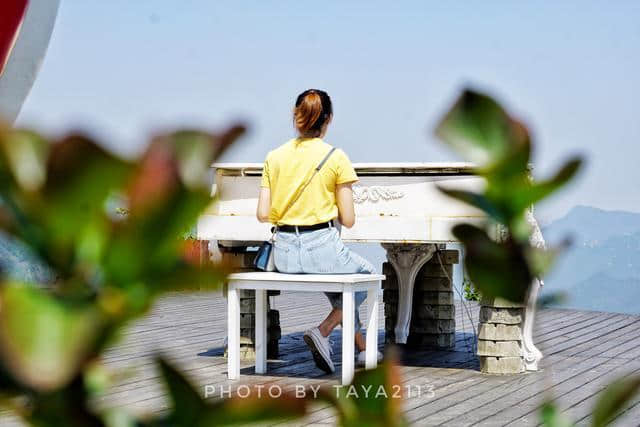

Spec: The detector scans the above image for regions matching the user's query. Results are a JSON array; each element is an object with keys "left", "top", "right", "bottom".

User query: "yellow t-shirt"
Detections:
[{"left": 260, "top": 137, "right": 359, "bottom": 225}]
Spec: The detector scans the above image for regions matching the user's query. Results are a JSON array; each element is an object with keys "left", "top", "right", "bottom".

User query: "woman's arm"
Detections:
[
  {"left": 336, "top": 182, "right": 356, "bottom": 228},
  {"left": 256, "top": 187, "right": 271, "bottom": 223}
]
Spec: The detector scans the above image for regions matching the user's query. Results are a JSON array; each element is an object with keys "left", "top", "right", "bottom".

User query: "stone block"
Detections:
[
  {"left": 383, "top": 277, "right": 452, "bottom": 292},
  {"left": 480, "top": 296, "right": 525, "bottom": 308},
  {"left": 479, "top": 307, "right": 523, "bottom": 324},
  {"left": 225, "top": 338, "right": 279, "bottom": 361},
  {"left": 479, "top": 356, "right": 524, "bottom": 374},
  {"left": 415, "top": 277, "right": 452, "bottom": 291},
  {"left": 413, "top": 304, "right": 455, "bottom": 320},
  {"left": 384, "top": 291, "right": 453, "bottom": 306},
  {"left": 409, "top": 319, "right": 455, "bottom": 334},
  {"left": 422, "top": 291, "right": 454, "bottom": 305},
  {"left": 240, "top": 326, "right": 281, "bottom": 342},
  {"left": 240, "top": 310, "right": 279, "bottom": 328},
  {"left": 407, "top": 332, "right": 455, "bottom": 349},
  {"left": 382, "top": 262, "right": 453, "bottom": 279},
  {"left": 478, "top": 323, "right": 522, "bottom": 341},
  {"left": 428, "top": 249, "right": 459, "bottom": 265},
  {"left": 237, "top": 289, "right": 280, "bottom": 298},
  {"left": 422, "top": 262, "right": 453, "bottom": 278},
  {"left": 383, "top": 303, "right": 456, "bottom": 332},
  {"left": 382, "top": 276, "right": 398, "bottom": 290},
  {"left": 238, "top": 289, "right": 255, "bottom": 298},
  {"left": 240, "top": 298, "right": 255, "bottom": 313},
  {"left": 477, "top": 339, "right": 522, "bottom": 357}
]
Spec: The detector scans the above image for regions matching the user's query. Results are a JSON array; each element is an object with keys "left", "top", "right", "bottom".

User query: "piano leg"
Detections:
[
  {"left": 381, "top": 243, "right": 437, "bottom": 344},
  {"left": 522, "top": 278, "right": 543, "bottom": 371}
]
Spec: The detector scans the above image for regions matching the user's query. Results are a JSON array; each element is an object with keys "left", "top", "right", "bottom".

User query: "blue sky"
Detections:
[{"left": 17, "top": 0, "right": 640, "bottom": 221}]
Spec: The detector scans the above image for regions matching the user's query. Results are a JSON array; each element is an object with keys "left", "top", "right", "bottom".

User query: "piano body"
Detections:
[{"left": 197, "top": 162, "right": 543, "bottom": 371}]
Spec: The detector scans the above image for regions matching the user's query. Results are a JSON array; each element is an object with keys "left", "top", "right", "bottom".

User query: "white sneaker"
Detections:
[
  {"left": 303, "top": 328, "right": 335, "bottom": 374},
  {"left": 356, "top": 350, "right": 383, "bottom": 367}
]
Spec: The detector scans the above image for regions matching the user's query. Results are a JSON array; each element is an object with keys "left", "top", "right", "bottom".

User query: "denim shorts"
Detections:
[{"left": 273, "top": 226, "right": 376, "bottom": 330}]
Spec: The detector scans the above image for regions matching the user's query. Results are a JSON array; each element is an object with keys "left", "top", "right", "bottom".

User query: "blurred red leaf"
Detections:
[
  {"left": 0, "top": 0, "right": 28, "bottom": 76},
  {"left": 127, "top": 138, "right": 180, "bottom": 216}
]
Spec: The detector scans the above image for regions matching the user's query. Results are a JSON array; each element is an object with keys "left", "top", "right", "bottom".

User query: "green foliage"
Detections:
[
  {"left": 539, "top": 401, "right": 574, "bottom": 427},
  {"left": 540, "top": 375, "right": 640, "bottom": 427},
  {"left": 436, "top": 89, "right": 640, "bottom": 426},
  {"left": 591, "top": 376, "right": 640, "bottom": 427},
  {"left": 0, "top": 123, "right": 246, "bottom": 425},
  {"left": 435, "top": 89, "right": 583, "bottom": 303},
  {"left": 149, "top": 357, "right": 308, "bottom": 426},
  {"left": 317, "top": 349, "right": 407, "bottom": 427},
  {"left": 462, "top": 278, "right": 480, "bottom": 302}
]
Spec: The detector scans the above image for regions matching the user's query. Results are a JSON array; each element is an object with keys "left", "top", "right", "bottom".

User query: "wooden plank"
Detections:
[
  {"left": 559, "top": 365, "right": 640, "bottom": 425},
  {"left": 503, "top": 363, "right": 640, "bottom": 425},
  {"left": 4, "top": 290, "right": 640, "bottom": 426}
]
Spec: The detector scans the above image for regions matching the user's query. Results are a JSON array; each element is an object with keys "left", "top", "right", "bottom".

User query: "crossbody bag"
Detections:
[{"left": 254, "top": 147, "right": 337, "bottom": 271}]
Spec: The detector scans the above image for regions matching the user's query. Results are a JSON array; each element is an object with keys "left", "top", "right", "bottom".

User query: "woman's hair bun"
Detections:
[{"left": 293, "top": 89, "right": 332, "bottom": 137}]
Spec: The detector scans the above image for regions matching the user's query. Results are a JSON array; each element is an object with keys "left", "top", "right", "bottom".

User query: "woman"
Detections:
[{"left": 256, "top": 89, "right": 382, "bottom": 374}]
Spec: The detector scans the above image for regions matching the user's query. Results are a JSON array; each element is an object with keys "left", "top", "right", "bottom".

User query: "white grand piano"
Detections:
[{"left": 197, "top": 162, "right": 543, "bottom": 371}]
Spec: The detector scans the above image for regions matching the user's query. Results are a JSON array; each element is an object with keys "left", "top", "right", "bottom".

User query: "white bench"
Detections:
[{"left": 226, "top": 272, "right": 385, "bottom": 385}]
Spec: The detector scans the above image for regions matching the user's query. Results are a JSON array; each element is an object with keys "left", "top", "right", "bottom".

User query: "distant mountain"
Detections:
[
  {"left": 564, "top": 273, "right": 640, "bottom": 314},
  {"left": 542, "top": 206, "right": 640, "bottom": 315},
  {"left": 543, "top": 205, "right": 640, "bottom": 246}
]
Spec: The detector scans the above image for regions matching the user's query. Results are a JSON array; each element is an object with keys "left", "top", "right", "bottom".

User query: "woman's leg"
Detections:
[
  {"left": 318, "top": 307, "right": 342, "bottom": 337},
  {"left": 301, "top": 228, "right": 377, "bottom": 354},
  {"left": 319, "top": 298, "right": 368, "bottom": 343},
  {"left": 318, "top": 306, "right": 367, "bottom": 352}
]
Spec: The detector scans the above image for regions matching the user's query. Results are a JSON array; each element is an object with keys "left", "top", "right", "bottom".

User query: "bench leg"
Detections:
[
  {"left": 255, "top": 289, "right": 267, "bottom": 374},
  {"left": 365, "top": 286, "right": 379, "bottom": 370},
  {"left": 227, "top": 285, "right": 240, "bottom": 380},
  {"left": 342, "top": 289, "right": 355, "bottom": 385}
]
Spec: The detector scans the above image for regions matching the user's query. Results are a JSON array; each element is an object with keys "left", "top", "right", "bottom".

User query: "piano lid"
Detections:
[{"left": 211, "top": 162, "right": 478, "bottom": 176}]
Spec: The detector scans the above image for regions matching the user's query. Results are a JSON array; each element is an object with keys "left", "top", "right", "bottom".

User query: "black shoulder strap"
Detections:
[{"left": 316, "top": 147, "right": 337, "bottom": 171}]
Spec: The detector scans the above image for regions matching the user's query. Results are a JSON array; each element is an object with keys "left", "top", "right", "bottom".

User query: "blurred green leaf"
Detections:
[
  {"left": 480, "top": 121, "right": 532, "bottom": 184},
  {"left": 540, "top": 401, "right": 574, "bottom": 427},
  {"left": 157, "top": 357, "right": 306, "bottom": 427},
  {"left": 29, "top": 375, "right": 105, "bottom": 427},
  {"left": 0, "top": 129, "right": 49, "bottom": 192},
  {"left": 142, "top": 188, "right": 211, "bottom": 269},
  {"left": 453, "top": 224, "right": 531, "bottom": 303},
  {"left": 40, "top": 136, "right": 132, "bottom": 270},
  {"left": 169, "top": 125, "right": 247, "bottom": 191},
  {"left": 317, "top": 348, "right": 407, "bottom": 427},
  {"left": 0, "top": 284, "right": 104, "bottom": 391},
  {"left": 103, "top": 189, "right": 211, "bottom": 289},
  {"left": 591, "top": 375, "right": 640, "bottom": 427},
  {"left": 170, "top": 131, "right": 218, "bottom": 191},
  {"left": 526, "top": 241, "right": 568, "bottom": 279},
  {"left": 435, "top": 90, "right": 514, "bottom": 166},
  {"left": 158, "top": 358, "right": 207, "bottom": 426},
  {"left": 0, "top": 123, "right": 246, "bottom": 426},
  {"left": 437, "top": 187, "right": 506, "bottom": 223},
  {"left": 510, "top": 158, "right": 583, "bottom": 215},
  {"left": 83, "top": 361, "right": 111, "bottom": 397}
]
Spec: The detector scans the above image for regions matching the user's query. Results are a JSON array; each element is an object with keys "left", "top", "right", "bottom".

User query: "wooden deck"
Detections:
[{"left": 3, "top": 291, "right": 640, "bottom": 426}]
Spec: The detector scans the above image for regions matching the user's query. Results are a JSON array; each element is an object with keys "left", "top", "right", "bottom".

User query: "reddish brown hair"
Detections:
[{"left": 293, "top": 89, "right": 333, "bottom": 138}]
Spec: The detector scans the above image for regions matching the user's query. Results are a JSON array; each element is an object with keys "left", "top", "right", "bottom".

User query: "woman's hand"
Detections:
[
  {"left": 336, "top": 182, "right": 356, "bottom": 228},
  {"left": 256, "top": 187, "right": 271, "bottom": 223}
]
